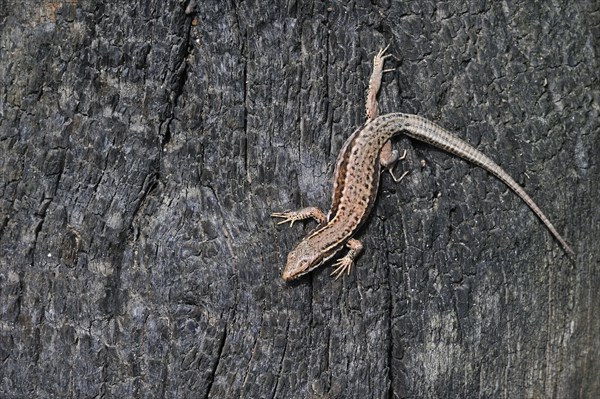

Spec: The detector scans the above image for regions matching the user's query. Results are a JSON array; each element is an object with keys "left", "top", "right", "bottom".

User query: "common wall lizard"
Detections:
[{"left": 272, "top": 47, "right": 573, "bottom": 281}]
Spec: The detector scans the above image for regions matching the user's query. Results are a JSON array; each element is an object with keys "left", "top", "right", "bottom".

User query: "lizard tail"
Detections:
[{"left": 394, "top": 113, "right": 574, "bottom": 256}]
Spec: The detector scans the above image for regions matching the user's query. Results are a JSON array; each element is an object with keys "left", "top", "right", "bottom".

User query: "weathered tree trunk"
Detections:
[{"left": 1, "top": 1, "right": 598, "bottom": 397}]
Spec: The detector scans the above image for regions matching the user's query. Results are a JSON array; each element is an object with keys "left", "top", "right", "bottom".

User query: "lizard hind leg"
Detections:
[
  {"left": 366, "top": 45, "right": 408, "bottom": 182},
  {"left": 365, "top": 44, "right": 394, "bottom": 121},
  {"left": 380, "top": 145, "right": 409, "bottom": 182}
]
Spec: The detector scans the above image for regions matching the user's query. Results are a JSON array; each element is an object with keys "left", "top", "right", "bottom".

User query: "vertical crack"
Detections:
[
  {"left": 242, "top": 57, "right": 249, "bottom": 183},
  {"left": 387, "top": 268, "right": 395, "bottom": 399},
  {"left": 204, "top": 323, "right": 228, "bottom": 399},
  {"left": 160, "top": 11, "right": 195, "bottom": 151},
  {"left": 271, "top": 319, "right": 290, "bottom": 399}
]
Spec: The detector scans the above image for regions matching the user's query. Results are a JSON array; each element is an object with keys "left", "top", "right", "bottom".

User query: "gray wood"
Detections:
[{"left": 1, "top": 0, "right": 598, "bottom": 397}]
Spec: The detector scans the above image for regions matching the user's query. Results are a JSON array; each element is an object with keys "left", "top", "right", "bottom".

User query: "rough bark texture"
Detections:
[{"left": 1, "top": 1, "right": 598, "bottom": 398}]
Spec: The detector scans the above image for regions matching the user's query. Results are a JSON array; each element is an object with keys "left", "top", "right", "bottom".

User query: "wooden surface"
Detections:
[{"left": 1, "top": 1, "right": 598, "bottom": 397}]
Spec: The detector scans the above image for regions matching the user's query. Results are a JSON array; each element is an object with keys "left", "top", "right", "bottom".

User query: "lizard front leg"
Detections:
[
  {"left": 271, "top": 207, "right": 327, "bottom": 227},
  {"left": 330, "top": 239, "right": 364, "bottom": 279}
]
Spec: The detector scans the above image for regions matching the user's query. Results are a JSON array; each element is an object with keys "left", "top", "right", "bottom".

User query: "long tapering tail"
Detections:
[{"left": 386, "top": 112, "right": 574, "bottom": 255}]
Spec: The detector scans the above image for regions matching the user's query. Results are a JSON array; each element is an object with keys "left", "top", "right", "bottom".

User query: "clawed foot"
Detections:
[
  {"left": 375, "top": 44, "right": 392, "bottom": 62},
  {"left": 381, "top": 147, "right": 409, "bottom": 182},
  {"left": 390, "top": 169, "right": 409, "bottom": 183},
  {"left": 331, "top": 257, "right": 353, "bottom": 280},
  {"left": 388, "top": 149, "right": 409, "bottom": 182},
  {"left": 372, "top": 46, "right": 395, "bottom": 75},
  {"left": 374, "top": 44, "right": 397, "bottom": 72},
  {"left": 271, "top": 211, "right": 303, "bottom": 227},
  {"left": 330, "top": 239, "right": 363, "bottom": 280}
]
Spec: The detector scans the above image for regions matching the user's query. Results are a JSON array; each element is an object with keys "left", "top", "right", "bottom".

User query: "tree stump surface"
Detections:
[{"left": 1, "top": 1, "right": 598, "bottom": 397}]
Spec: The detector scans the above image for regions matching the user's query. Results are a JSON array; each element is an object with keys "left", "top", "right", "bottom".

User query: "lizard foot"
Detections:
[
  {"left": 271, "top": 206, "right": 327, "bottom": 227},
  {"left": 331, "top": 257, "right": 354, "bottom": 280}
]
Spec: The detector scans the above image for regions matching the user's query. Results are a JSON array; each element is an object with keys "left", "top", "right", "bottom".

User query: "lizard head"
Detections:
[{"left": 281, "top": 239, "right": 327, "bottom": 282}]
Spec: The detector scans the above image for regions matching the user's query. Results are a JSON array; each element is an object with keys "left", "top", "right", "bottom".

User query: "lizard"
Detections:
[{"left": 272, "top": 46, "right": 574, "bottom": 282}]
